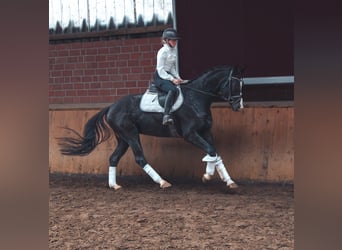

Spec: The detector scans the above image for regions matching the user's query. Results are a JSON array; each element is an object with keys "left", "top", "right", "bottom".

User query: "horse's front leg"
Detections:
[
  {"left": 202, "top": 154, "right": 238, "bottom": 189},
  {"left": 184, "top": 131, "right": 238, "bottom": 189}
]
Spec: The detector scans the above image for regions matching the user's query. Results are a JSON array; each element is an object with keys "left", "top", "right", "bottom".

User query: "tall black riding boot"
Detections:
[{"left": 162, "top": 91, "right": 175, "bottom": 125}]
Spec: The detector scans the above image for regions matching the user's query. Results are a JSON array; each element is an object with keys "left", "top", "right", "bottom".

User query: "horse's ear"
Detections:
[
  {"left": 240, "top": 66, "right": 247, "bottom": 74},
  {"left": 231, "top": 65, "right": 246, "bottom": 76}
]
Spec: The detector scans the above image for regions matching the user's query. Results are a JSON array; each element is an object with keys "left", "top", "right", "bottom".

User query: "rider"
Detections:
[{"left": 154, "top": 28, "right": 184, "bottom": 125}]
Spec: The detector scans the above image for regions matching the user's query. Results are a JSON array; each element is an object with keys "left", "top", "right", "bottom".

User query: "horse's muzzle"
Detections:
[{"left": 231, "top": 97, "right": 243, "bottom": 111}]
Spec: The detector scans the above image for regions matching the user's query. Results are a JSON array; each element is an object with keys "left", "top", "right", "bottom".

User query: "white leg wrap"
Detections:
[
  {"left": 143, "top": 164, "right": 162, "bottom": 184},
  {"left": 109, "top": 166, "right": 121, "bottom": 189},
  {"left": 206, "top": 161, "right": 216, "bottom": 175},
  {"left": 202, "top": 154, "right": 218, "bottom": 162},
  {"left": 215, "top": 159, "right": 234, "bottom": 185}
]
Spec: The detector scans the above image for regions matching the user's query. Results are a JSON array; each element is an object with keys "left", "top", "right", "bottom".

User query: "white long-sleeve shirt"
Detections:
[{"left": 156, "top": 43, "right": 180, "bottom": 81}]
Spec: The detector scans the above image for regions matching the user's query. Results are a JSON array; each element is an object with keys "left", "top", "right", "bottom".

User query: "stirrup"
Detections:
[{"left": 162, "top": 115, "right": 174, "bottom": 125}]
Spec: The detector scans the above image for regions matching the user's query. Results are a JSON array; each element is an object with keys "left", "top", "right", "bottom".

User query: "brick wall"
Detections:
[{"left": 49, "top": 37, "right": 161, "bottom": 105}]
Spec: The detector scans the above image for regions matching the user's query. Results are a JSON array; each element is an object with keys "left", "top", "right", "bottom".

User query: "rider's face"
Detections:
[{"left": 168, "top": 39, "right": 178, "bottom": 48}]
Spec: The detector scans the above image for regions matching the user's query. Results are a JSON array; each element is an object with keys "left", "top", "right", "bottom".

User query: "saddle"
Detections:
[{"left": 139, "top": 83, "right": 184, "bottom": 113}]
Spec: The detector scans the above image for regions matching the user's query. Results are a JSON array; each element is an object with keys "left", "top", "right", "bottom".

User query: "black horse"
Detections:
[{"left": 58, "top": 66, "right": 244, "bottom": 190}]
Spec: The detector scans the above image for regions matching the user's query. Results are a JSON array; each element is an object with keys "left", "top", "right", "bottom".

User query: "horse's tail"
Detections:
[{"left": 57, "top": 106, "right": 111, "bottom": 156}]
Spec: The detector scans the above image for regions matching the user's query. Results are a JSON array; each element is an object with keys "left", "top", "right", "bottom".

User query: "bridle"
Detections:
[
  {"left": 182, "top": 68, "right": 244, "bottom": 106},
  {"left": 219, "top": 76, "right": 244, "bottom": 104}
]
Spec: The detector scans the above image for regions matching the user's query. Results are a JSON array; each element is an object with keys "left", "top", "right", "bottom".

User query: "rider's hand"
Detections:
[{"left": 172, "top": 78, "right": 183, "bottom": 85}]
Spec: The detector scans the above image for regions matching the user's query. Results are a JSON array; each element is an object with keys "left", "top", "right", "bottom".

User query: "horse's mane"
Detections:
[{"left": 183, "top": 65, "right": 233, "bottom": 85}]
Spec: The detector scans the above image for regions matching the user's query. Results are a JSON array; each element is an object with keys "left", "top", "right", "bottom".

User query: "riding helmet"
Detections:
[{"left": 162, "top": 28, "right": 181, "bottom": 40}]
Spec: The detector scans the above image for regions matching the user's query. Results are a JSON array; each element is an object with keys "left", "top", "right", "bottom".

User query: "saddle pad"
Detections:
[{"left": 140, "top": 89, "right": 184, "bottom": 113}]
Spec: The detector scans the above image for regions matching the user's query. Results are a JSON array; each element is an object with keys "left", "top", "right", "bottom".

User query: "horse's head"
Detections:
[{"left": 218, "top": 66, "right": 245, "bottom": 111}]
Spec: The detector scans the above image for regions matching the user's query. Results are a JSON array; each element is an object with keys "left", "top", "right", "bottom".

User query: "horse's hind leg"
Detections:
[
  {"left": 128, "top": 136, "right": 171, "bottom": 188},
  {"left": 108, "top": 137, "right": 129, "bottom": 190},
  {"left": 111, "top": 127, "right": 171, "bottom": 188}
]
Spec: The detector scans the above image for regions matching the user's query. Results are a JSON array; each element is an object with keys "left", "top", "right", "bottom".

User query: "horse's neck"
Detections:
[
  {"left": 187, "top": 69, "right": 226, "bottom": 92},
  {"left": 182, "top": 71, "right": 225, "bottom": 110}
]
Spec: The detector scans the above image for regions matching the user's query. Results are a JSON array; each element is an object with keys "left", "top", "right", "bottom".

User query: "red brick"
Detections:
[
  {"left": 63, "top": 71, "right": 72, "bottom": 77},
  {"left": 107, "top": 54, "right": 118, "bottom": 61},
  {"left": 85, "top": 62, "right": 97, "bottom": 69},
  {"left": 98, "top": 47, "right": 109, "bottom": 54},
  {"left": 81, "top": 76, "right": 93, "bottom": 82},
  {"left": 101, "top": 96, "right": 115, "bottom": 103},
  {"left": 70, "top": 49, "right": 81, "bottom": 56},
  {"left": 97, "top": 62, "right": 110, "bottom": 68},
  {"left": 127, "top": 74, "right": 140, "bottom": 81},
  {"left": 86, "top": 48, "right": 98, "bottom": 55},
  {"left": 128, "top": 60, "right": 139, "bottom": 67},
  {"left": 49, "top": 37, "right": 160, "bottom": 105},
  {"left": 66, "top": 90, "right": 77, "bottom": 96},
  {"left": 96, "top": 55, "right": 106, "bottom": 62},
  {"left": 118, "top": 68, "right": 130, "bottom": 75},
  {"left": 110, "top": 74, "right": 123, "bottom": 81},
  {"left": 54, "top": 77, "right": 65, "bottom": 83},
  {"left": 71, "top": 76, "right": 81, "bottom": 83},
  {"left": 90, "top": 82, "right": 101, "bottom": 89},
  {"left": 126, "top": 81, "right": 137, "bottom": 88},
  {"left": 77, "top": 89, "right": 88, "bottom": 96},
  {"left": 88, "top": 89, "right": 100, "bottom": 96},
  {"left": 53, "top": 90, "right": 65, "bottom": 96},
  {"left": 107, "top": 68, "right": 119, "bottom": 75},
  {"left": 71, "top": 43, "right": 83, "bottom": 49},
  {"left": 99, "top": 89, "right": 111, "bottom": 95},
  {"left": 110, "top": 88, "right": 117, "bottom": 96},
  {"left": 56, "top": 57, "right": 67, "bottom": 64},
  {"left": 68, "top": 56, "right": 79, "bottom": 63},
  {"left": 52, "top": 71, "right": 62, "bottom": 77},
  {"left": 140, "top": 44, "right": 152, "bottom": 52},
  {"left": 49, "top": 97, "right": 63, "bottom": 103},
  {"left": 99, "top": 75, "right": 110, "bottom": 82},
  {"left": 131, "top": 67, "right": 143, "bottom": 73},
  {"left": 117, "top": 88, "right": 129, "bottom": 95},
  {"left": 53, "top": 64, "right": 64, "bottom": 70},
  {"left": 72, "top": 69, "right": 83, "bottom": 76},
  {"left": 85, "top": 69, "right": 96, "bottom": 75},
  {"left": 118, "top": 54, "right": 129, "bottom": 60},
  {"left": 84, "top": 55, "right": 96, "bottom": 62},
  {"left": 62, "top": 83, "right": 73, "bottom": 89},
  {"left": 109, "top": 47, "right": 121, "bottom": 54},
  {"left": 49, "top": 84, "right": 62, "bottom": 90},
  {"left": 117, "top": 61, "right": 128, "bottom": 67},
  {"left": 129, "top": 88, "right": 142, "bottom": 95},
  {"left": 58, "top": 50, "right": 69, "bottom": 57},
  {"left": 80, "top": 96, "right": 91, "bottom": 103},
  {"left": 96, "top": 69, "right": 107, "bottom": 75},
  {"left": 140, "top": 59, "right": 152, "bottom": 66},
  {"left": 101, "top": 82, "right": 114, "bottom": 88}
]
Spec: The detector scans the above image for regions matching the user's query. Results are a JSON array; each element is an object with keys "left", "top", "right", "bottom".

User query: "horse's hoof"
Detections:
[
  {"left": 160, "top": 180, "right": 172, "bottom": 188},
  {"left": 202, "top": 173, "right": 211, "bottom": 183},
  {"left": 227, "top": 182, "right": 238, "bottom": 189},
  {"left": 109, "top": 184, "right": 122, "bottom": 190}
]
